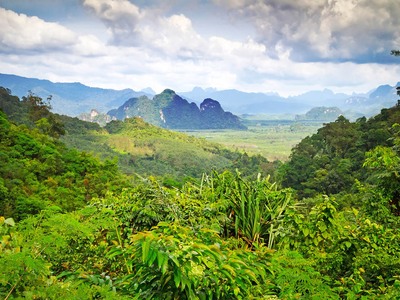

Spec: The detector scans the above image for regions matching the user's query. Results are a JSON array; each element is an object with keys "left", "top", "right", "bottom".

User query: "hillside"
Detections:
[
  {"left": 0, "top": 87, "right": 268, "bottom": 184},
  {"left": 61, "top": 115, "right": 269, "bottom": 183},
  {"left": 2, "top": 85, "right": 400, "bottom": 298},
  {"left": 108, "top": 89, "right": 247, "bottom": 130},
  {"left": 282, "top": 103, "right": 400, "bottom": 199},
  {"left": 295, "top": 106, "right": 343, "bottom": 121},
  {"left": 0, "top": 93, "right": 127, "bottom": 219}
]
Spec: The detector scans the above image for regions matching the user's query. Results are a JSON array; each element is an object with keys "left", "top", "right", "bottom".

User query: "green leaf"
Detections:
[
  {"left": 161, "top": 274, "right": 172, "bottom": 289},
  {"left": 318, "top": 222, "right": 327, "bottom": 232},
  {"left": 142, "top": 239, "right": 151, "bottom": 263},
  {"left": 219, "top": 269, "right": 234, "bottom": 282},
  {"left": 148, "top": 248, "right": 157, "bottom": 266},
  {"left": 161, "top": 256, "right": 169, "bottom": 274},
  {"left": 222, "top": 263, "right": 236, "bottom": 276},
  {"left": 302, "top": 227, "right": 310, "bottom": 237},
  {"left": 352, "top": 208, "right": 359, "bottom": 217},
  {"left": 107, "top": 247, "right": 123, "bottom": 259},
  {"left": 363, "top": 236, "right": 371, "bottom": 243},
  {"left": 174, "top": 269, "right": 181, "bottom": 288},
  {"left": 4, "top": 218, "right": 15, "bottom": 226},
  {"left": 321, "top": 231, "right": 330, "bottom": 239}
]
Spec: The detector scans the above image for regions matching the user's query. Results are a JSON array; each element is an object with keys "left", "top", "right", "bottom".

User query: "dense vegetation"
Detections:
[
  {"left": 281, "top": 108, "right": 400, "bottom": 199},
  {"left": 1, "top": 86, "right": 400, "bottom": 299},
  {"left": 61, "top": 113, "right": 270, "bottom": 185}
]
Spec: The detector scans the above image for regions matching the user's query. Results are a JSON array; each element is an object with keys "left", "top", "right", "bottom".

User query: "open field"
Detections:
[{"left": 182, "top": 121, "right": 322, "bottom": 161}]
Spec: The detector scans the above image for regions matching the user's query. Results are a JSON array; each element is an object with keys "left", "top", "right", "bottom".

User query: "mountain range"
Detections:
[
  {"left": 107, "top": 89, "right": 246, "bottom": 130},
  {"left": 181, "top": 86, "right": 399, "bottom": 117},
  {"left": 0, "top": 73, "right": 399, "bottom": 119},
  {"left": 0, "top": 73, "right": 150, "bottom": 116}
]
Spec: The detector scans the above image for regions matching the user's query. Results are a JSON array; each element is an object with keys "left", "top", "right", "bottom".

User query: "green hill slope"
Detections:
[
  {"left": 0, "top": 87, "right": 271, "bottom": 185},
  {"left": 282, "top": 103, "right": 400, "bottom": 199},
  {"left": 0, "top": 108, "right": 127, "bottom": 220},
  {"left": 61, "top": 116, "right": 270, "bottom": 184}
]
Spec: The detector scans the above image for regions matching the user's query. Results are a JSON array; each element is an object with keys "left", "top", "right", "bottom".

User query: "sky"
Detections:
[{"left": 0, "top": 0, "right": 400, "bottom": 96}]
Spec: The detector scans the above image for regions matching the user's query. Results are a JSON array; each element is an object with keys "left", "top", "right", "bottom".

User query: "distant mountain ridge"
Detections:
[
  {"left": 0, "top": 73, "right": 150, "bottom": 116},
  {"left": 108, "top": 89, "right": 246, "bottom": 130},
  {"left": 181, "top": 84, "right": 399, "bottom": 117},
  {"left": 179, "top": 88, "right": 305, "bottom": 114},
  {"left": 0, "top": 73, "right": 398, "bottom": 118}
]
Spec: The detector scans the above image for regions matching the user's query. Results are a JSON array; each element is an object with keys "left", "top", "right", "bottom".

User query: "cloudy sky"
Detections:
[{"left": 1, "top": 0, "right": 400, "bottom": 96}]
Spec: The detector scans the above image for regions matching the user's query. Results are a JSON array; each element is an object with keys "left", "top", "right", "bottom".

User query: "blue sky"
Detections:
[{"left": 0, "top": 0, "right": 399, "bottom": 96}]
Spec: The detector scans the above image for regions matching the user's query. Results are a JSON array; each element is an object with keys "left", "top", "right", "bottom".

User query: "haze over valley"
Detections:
[{"left": 0, "top": 73, "right": 398, "bottom": 123}]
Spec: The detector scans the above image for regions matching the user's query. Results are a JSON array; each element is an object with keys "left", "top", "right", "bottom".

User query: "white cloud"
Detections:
[
  {"left": 0, "top": 0, "right": 399, "bottom": 99},
  {"left": 0, "top": 7, "right": 77, "bottom": 53},
  {"left": 83, "top": 0, "right": 143, "bottom": 45},
  {"left": 141, "top": 14, "right": 206, "bottom": 59},
  {"left": 83, "top": 0, "right": 206, "bottom": 59},
  {"left": 82, "top": 0, "right": 267, "bottom": 62},
  {"left": 213, "top": 0, "right": 400, "bottom": 63},
  {"left": 73, "top": 35, "right": 108, "bottom": 56}
]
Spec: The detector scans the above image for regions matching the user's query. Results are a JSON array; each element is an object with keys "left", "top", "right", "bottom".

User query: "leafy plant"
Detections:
[
  {"left": 271, "top": 250, "right": 338, "bottom": 299},
  {"left": 107, "top": 222, "right": 274, "bottom": 299},
  {"left": 201, "top": 170, "right": 292, "bottom": 248}
]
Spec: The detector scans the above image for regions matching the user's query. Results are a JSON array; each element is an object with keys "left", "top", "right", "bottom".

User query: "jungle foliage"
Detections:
[
  {"left": 281, "top": 108, "right": 400, "bottom": 198},
  {"left": 1, "top": 87, "right": 400, "bottom": 299}
]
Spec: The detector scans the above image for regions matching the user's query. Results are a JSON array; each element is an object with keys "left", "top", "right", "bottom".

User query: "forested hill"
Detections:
[
  {"left": 2, "top": 85, "right": 400, "bottom": 298},
  {"left": 0, "top": 86, "right": 271, "bottom": 186},
  {"left": 0, "top": 95, "right": 127, "bottom": 220},
  {"left": 107, "top": 89, "right": 247, "bottom": 130},
  {"left": 282, "top": 102, "right": 400, "bottom": 201}
]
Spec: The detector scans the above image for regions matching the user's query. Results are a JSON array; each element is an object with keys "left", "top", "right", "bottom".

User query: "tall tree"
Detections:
[
  {"left": 391, "top": 50, "right": 400, "bottom": 56},
  {"left": 393, "top": 50, "right": 400, "bottom": 99}
]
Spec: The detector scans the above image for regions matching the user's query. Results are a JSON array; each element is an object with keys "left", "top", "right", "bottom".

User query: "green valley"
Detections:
[{"left": 184, "top": 119, "right": 321, "bottom": 161}]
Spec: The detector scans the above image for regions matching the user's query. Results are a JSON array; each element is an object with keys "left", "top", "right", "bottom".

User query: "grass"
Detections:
[{"left": 182, "top": 121, "right": 322, "bottom": 161}]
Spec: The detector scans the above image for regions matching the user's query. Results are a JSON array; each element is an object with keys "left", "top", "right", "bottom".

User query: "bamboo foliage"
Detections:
[{"left": 221, "top": 171, "right": 292, "bottom": 248}]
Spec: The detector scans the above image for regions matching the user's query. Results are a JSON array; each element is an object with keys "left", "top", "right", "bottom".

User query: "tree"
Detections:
[
  {"left": 317, "top": 115, "right": 360, "bottom": 158},
  {"left": 21, "top": 92, "right": 65, "bottom": 138},
  {"left": 391, "top": 50, "right": 400, "bottom": 56},
  {"left": 22, "top": 91, "right": 52, "bottom": 123},
  {"left": 392, "top": 50, "right": 400, "bottom": 99}
]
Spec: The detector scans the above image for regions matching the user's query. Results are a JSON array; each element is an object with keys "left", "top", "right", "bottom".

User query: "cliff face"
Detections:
[
  {"left": 78, "top": 109, "right": 115, "bottom": 126},
  {"left": 199, "top": 98, "right": 246, "bottom": 129},
  {"left": 162, "top": 94, "right": 202, "bottom": 129},
  {"left": 107, "top": 90, "right": 246, "bottom": 130}
]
